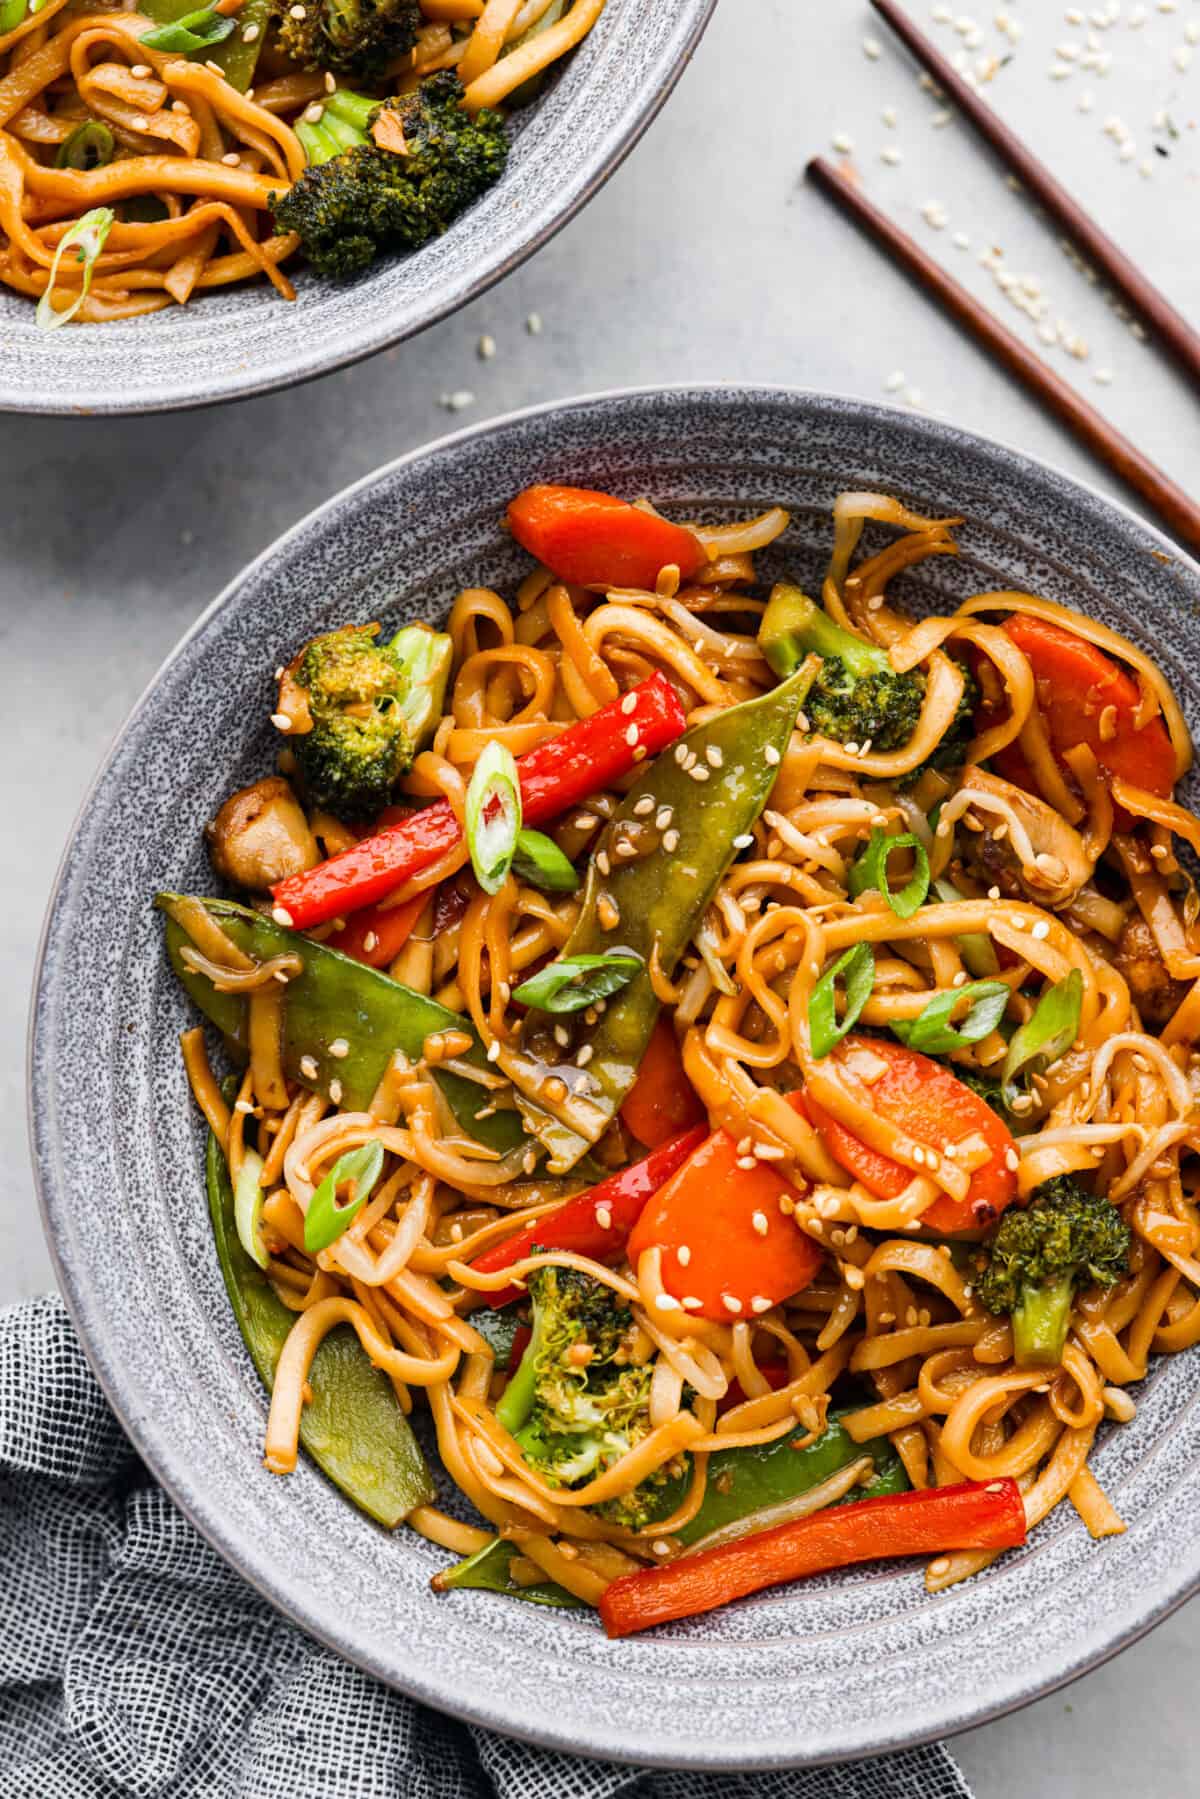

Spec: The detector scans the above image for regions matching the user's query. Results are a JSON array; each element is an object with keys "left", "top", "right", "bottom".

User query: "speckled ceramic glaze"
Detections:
[
  {"left": 0, "top": 2, "right": 712, "bottom": 416},
  {"left": 31, "top": 389, "right": 1200, "bottom": 1769}
]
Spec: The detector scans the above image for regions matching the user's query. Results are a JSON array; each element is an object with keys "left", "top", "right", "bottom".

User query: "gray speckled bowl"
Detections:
[
  {"left": 31, "top": 387, "right": 1200, "bottom": 1769},
  {"left": 0, "top": 2, "right": 712, "bottom": 416}
]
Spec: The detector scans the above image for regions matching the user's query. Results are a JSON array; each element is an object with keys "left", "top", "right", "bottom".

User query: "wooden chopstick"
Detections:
[
  {"left": 870, "top": 0, "right": 1200, "bottom": 392},
  {"left": 806, "top": 157, "right": 1200, "bottom": 555}
]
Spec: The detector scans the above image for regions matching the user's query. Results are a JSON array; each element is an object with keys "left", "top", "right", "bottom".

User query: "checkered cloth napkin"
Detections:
[{"left": 0, "top": 1296, "right": 973, "bottom": 1799}]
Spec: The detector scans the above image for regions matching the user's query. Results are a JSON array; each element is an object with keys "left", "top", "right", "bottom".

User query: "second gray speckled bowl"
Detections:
[
  {"left": 0, "top": 1, "right": 713, "bottom": 415},
  {"left": 31, "top": 387, "right": 1200, "bottom": 1769}
]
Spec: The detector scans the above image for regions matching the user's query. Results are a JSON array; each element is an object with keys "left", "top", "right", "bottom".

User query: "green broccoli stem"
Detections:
[
  {"left": 325, "top": 88, "right": 377, "bottom": 131},
  {"left": 1012, "top": 1276, "right": 1074, "bottom": 1367},
  {"left": 390, "top": 625, "right": 453, "bottom": 753},
  {"left": 496, "top": 1327, "right": 540, "bottom": 1434},
  {"left": 759, "top": 585, "right": 888, "bottom": 682},
  {"left": 297, "top": 91, "right": 374, "bottom": 166},
  {"left": 296, "top": 119, "right": 343, "bottom": 166}
]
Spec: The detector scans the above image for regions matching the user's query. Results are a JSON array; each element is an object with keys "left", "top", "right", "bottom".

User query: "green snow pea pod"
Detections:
[
  {"left": 138, "top": 0, "right": 272, "bottom": 88},
  {"left": 500, "top": 663, "right": 817, "bottom": 1172},
  {"left": 433, "top": 1536, "right": 581, "bottom": 1608},
  {"left": 157, "top": 894, "right": 525, "bottom": 1158},
  {"left": 205, "top": 1124, "right": 433, "bottom": 1527}
]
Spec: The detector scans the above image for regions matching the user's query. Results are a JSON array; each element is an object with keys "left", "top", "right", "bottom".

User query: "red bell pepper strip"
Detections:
[
  {"left": 471, "top": 1125, "right": 707, "bottom": 1308},
  {"left": 507, "top": 484, "right": 708, "bottom": 592},
  {"left": 328, "top": 892, "right": 426, "bottom": 967},
  {"left": 272, "top": 672, "right": 688, "bottom": 930},
  {"left": 619, "top": 1014, "right": 706, "bottom": 1149},
  {"left": 984, "top": 614, "right": 1175, "bottom": 811},
  {"left": 598, "top": 1477, "right": 1026, "bottom": 1636},
  {"left": 627, "top": 1128, "right": 822, "bottom": 1321},
  {"left": 796, "top": 1037, "right": 1017, "bottom": 1236}
]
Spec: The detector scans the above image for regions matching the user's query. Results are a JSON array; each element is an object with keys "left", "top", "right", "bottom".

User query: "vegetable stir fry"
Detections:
[{"left": 165, "top": 480, "right": 1200, "bottom": 1634}]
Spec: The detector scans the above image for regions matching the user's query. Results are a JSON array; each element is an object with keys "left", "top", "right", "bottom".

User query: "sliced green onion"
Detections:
[
  {"left": 0, "top": 0, "right": 29, "bottom": 31},
  {"left": 233, "top": 1147, "right": 269, "bottom": 1270},
  {"left": 304, "top": 1140, "right": 385, "bottom": 1254},
  {"left": 513, "top": 950, "right": 642, "bottom": 1014},
  {"left": 808, "top": 942, "right": 876, "bottom": 1060},
  {"left": 511, "top": 829, "right": 580, "bottom": 893},
  {"left": 1001, "top": 969, "right": 1083, "bottom": 1108},
  {"left": 892, "top": 980, "right": 1010, "bottom": 1056},
  {"left": 140, "top": 4, "right": 235, "bottom": 51},
  {"left": 465, "top": 741, "right": 522, "bottom": 895},
  {"left": 36, "top": 206, "right": 114, "bottom": 332},
  {"left": 55, "top": 120, "right": 114, "bottom": 171},
  {"left": 932, "top": 875, "right": 999, "bottom": 977},
  {"left": 848, "top": 829, "right": 930, "bottom": 920}
]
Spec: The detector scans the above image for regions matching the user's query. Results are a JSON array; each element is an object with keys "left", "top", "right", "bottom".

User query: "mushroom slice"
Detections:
[
  {"left": 206, "top": 776, "right": 320, "bottom": 893},
  {"left": 955, "top": 766, "right": 1092, "bottom": 909}
]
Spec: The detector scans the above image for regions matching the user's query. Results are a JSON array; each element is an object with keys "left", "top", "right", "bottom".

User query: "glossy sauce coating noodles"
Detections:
[{"left": 172, "top": 487, "right": 1200, "bottom": 1619}]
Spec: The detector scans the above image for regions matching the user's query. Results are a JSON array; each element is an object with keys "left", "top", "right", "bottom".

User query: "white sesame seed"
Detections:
[
  {"left": 751, "top": 1210, "right": 769, "bottom": 1236},
  {"left": 764, "top": 745, "right": 781, "bottom": 766},
  {"left": 750, "top": 1296, "right": 772, "bottom": 1314},
  {"left": 130, "top": 62, "right": 151, "bottom": 77},
  {"left": 323, "top": 71, "right": 336, "bottom": 92},
  {"left": 576, "top": 1045, "right": 594, "bottom": 1067},
  {"left": 595, "top": 851, "right": 610, "bottom": 876},
  {"left": 881, "top": 105, "right": 897, "bottom": 127},
  {"left": 987, "top": 886, "right": 1001, "bottom": 901},
  {"left": 269, "top": 711, "right": 292, "bottom": 730},
  {"left": 487, "top": 1040, "right": 501, "bottom": 1063},
  {"left": 952, "top": 231, "right": 970, "bottom": 249},
  {"left": 131, "top": 116, "right": 150, "bottom": 133},
  {"left": 441, "top": 390, "right": 475, "bottom": 412},
  {"left": 681, "top": 1296, "right": 703, "bottom": 1310},
  {"left": 736, "top": 1156, "right": 757, "bottom": 1171},
  {"left": 633, "top": 795, "right": 655, "bottom": 816},
  {"left": 302, "top": 102, "right": 324, "bottom": 124},
  {"left": 722, "top": 1294, "right": 743, "bottom": 1314},
  {"left": 732, "top": 831, "right": 754, "bottom": 848},
  {"left": 328, "top": 1038, "right": 349, "bottom": 1058},
  {"left": 677, "top": 1245, "right": 691, "bottom": 1266},
  {"left": 662, "top": 829, "right": 680, "bottom": 852},
  {"left": 329, "top": 1078, "right": 343, "bottom": 1104},
  {"left": 654, "top": 1293, "right": 681, "bottom": 1312},
  {"left": 272, "top": 907, "right": 294, "bottom": 928},
  {"left": 880, "top": 145, "right": 903, "bottom": 165},
  {"left": 477, "top": 333, "right": 496, "bottom": 360},
  {"left": 234, "top": 1099, "right": 254, "bottom": 1114},
  {"left": 362, "top": 931, "right": 378, "bottom": 953},
  {"left": 1031, "top": 919, "right": 1051, "bottom": 940},
  {"left": 525, "top": 311, "right": 542, "bottom": 335},
  {"left": 624, "top": 723, "right": 639, "bottom": 747},
  {"left": 706, "top": 745, "right": 723, "bottom": 768},
  {"left": 242, "top": 20, "right": 260, "bottom": 38},
  {"left": 221, "top": 151, "right": 241, "bottom": 165},
  {"left": 832, "top": 131, "right": 854, "bottom": 153},
  {"left": 300, "top": 1055, "right": 318, "bottom": 1080},
  {"left": 1094, "top": 366, "right": 1114, "bottom": 384},
  {"left": 594, "top": 1204, "right": 612, "bottom": 1230}
]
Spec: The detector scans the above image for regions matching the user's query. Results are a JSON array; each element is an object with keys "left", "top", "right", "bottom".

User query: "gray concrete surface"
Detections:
[{"left": 4, "top": 1, "right": 1199, "bottom": 1789}]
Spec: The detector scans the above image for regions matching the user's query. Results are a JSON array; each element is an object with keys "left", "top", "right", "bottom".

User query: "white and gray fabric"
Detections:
[{"left": 0, "top": 1296, "right": 973, "bottom": 1799}]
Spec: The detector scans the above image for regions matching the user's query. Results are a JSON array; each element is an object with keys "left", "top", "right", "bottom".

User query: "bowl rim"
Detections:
[
  {"left": 0, "top": 1, "right": 715, "bottom": 418},
  {"left": 28, "top": 383, "right": 1200, "bottom": 1769}
]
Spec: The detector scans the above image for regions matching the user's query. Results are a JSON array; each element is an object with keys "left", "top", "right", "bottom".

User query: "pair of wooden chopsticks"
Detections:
[{"left": 807, "top": 0, "right": 1200, "bottom": 554}]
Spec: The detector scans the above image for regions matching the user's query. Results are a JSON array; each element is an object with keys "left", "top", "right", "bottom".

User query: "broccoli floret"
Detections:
[
  {"left": 271, "top": 75, "right": 508, "bottom": 280},
  {"left": 758, "top": 583, "right": 976, "bottom": 771},
  {"left": 909, "top": 662, "right": 979, "bottom": 781},
  {"left": 976, "top": 1176, "right": 1131, "bottom": 1367},
  {"left": 282, "top": 619, "right": 452, "bottom": 822},
  {"left": 275, "top": 0, "right": 420, "bottom": 81},
  {"left": 496, "top": 1261, "right": 673, "bottom": 1533}
]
